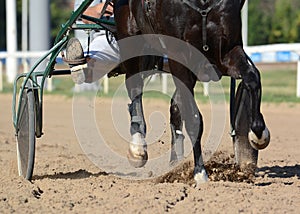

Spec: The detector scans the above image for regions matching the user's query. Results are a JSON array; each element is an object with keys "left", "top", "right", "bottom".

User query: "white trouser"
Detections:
[{"left": 85, "top": 33, "right": 120, "bottom": 82}]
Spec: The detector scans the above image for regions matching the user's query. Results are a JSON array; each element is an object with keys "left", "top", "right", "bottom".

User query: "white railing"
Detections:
[
  {"left": 245, "top": 43, "right": 300, "bottom": 97},
  {"left": 1, "top": 44, "right": 300, "bottom": 97},
  {"left": 245, "top": 43, "right": 300, "bottom": 55},
  {"left": 0, "top": 51, "right": 47, "bottom": 91},
  {"left": 245, "top": 43, "right": 300, "bottom": 63}
]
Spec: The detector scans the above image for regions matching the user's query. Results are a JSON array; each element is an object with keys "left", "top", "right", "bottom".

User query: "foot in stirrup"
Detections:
[{"left": 65, "top": 37, "right": 87, "bottom": 84}]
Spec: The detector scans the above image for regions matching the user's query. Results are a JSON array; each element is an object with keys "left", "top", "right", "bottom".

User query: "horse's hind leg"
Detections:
[
  {"left": 125, "top": 63, "right": 148, "bottom": 168},
  {"left": 169, "top": 90, "right": 184, "bottom": 165}
]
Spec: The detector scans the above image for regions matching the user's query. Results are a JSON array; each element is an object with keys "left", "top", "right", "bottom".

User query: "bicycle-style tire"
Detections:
[{"left": 16, "top": 89, "right": 36, "bottom": 180}]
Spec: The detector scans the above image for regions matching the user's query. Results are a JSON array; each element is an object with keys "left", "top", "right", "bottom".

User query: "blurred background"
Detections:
[{"left": 0, "top": 0, "right": 300, "bottom": 102}]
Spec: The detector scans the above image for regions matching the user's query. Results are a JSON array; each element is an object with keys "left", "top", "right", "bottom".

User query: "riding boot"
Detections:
[{"left": 64, "top": 37, "right": 87, "bottom": 84}]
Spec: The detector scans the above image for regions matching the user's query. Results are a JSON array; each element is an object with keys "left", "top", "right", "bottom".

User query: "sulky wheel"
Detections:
[
  {"left": 233, "top": 82, "right": 258, "bottom": 170},
  {"left": 16, "top": 88, "right": 36, "bottom": 180}
]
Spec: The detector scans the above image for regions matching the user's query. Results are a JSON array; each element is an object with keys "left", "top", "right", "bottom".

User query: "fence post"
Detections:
[
  {"left": 6, "top": 0, "right": 18, "bottom": 83},
  {"left": 0, "top": 61, "right": 3, "bottom": 92},
  {"left": 47, "top": 78, "right": 53, "bottom": 92},
  {"left": 162, "top": 73, "right": 167, "bottom": 94},
  {"left": 203, "top": 82, "right": 209, "bottom": 96},
  {"left": 103, "top": 75, "right": 109, "bottom": 94},
  {"left": 22, "top": 59, "right": 29, "bottom": 73},
  {"left": 297, "top": 57, "right": 300, "bottom": 98}
]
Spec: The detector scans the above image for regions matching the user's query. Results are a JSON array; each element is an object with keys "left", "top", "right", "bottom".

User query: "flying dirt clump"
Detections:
[{"left": 155, "top": 151, "right": 256, "bottom": 185}]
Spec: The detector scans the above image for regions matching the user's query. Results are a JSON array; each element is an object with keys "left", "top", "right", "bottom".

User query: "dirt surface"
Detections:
[{"left": 0, "top": 93, "right": 299, "bottom": 213}]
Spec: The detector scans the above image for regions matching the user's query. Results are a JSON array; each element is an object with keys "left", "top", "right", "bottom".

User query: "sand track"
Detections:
[{"left": 0, "top": 94, "right": 299, "bottom": 213}]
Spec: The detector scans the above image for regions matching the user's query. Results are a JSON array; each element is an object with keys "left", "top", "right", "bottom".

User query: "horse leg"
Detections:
[
  {"left": 125, "top": 68, "right": 148, "bottom": 168},
  {"left": 169, "top": 60, "right": 208, "bottom": 185},
  {"left": 233, "top": 82, "right": 258, "bottom": 169},
  {"left": 225, "top": 46, "right": 270, "bottom": 150},
  {"left": 185, "top": 100, "right": 208, "bottom": 185},
  {"left": 225, "top": 46, "right": 270, "bottom": 168},
  {"left": 113, "top": 3, "right": 148, "bottom": 168},
  {"left": 169, "top": 89, "right": 184, "bottom": 165}
]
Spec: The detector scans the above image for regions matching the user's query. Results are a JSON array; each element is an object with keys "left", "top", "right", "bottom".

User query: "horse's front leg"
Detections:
[
  {"left": 169, "top": 60, "right": 208, "bottom": 185},
  {"left": 225, "top": 46, "right": 270, "bottom": 150},
  {"left": 185, "top": 98, "right": 208, "bottom": 185},
  {"left": 169, "top": 89, "right": 184, "bottom": 165},
  {"left": 125, "top": 65, "right": 148, "bottom": 168}
]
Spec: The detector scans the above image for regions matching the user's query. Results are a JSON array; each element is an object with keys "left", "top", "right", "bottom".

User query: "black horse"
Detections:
[{"left": 112, "top": 0, "right": 270, "bottom": 185}]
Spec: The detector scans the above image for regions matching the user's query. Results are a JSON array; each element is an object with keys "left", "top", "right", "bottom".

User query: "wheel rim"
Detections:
[{"left": 16, "top": 89, "right": 36, "bottom": 180}]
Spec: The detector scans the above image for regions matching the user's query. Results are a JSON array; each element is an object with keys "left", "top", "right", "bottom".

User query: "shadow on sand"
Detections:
[
  {"left": 32, "top": 169, "right": 108, "bottom": 180},
  {"left": 257, "top": 164, "right": 300, "bottom": 179}
]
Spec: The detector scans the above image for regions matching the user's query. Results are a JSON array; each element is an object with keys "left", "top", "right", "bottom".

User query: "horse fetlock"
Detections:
[{"left": 248, "top": 126, "right": 270, "bottom": 150}]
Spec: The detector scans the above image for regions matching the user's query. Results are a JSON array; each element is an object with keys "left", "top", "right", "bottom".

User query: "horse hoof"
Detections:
[
  {"left": 248, "top": 127, "right": 270, "bottom": 150},
  {"left": 194, "top": 169, "right": 209, "bottom": 186},
  {"left": 127, "top": 133, "right": 148, "bottom": 168},
  {"left": 127, "top": 149, "right": 148, "bottom": 168},
  {"left": 239, "top": 162, "right": 256, "bottom": 175}
]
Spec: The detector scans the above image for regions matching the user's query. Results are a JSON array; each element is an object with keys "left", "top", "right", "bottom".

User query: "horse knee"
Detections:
[{"left": 242, "top": 69, "right": 261, "bottom": 92}]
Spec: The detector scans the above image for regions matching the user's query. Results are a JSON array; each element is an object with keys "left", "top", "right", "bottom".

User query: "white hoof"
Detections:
[
  {"left": 127, "top": 133, "right": 148, "bottom": 168},
  {"left": 248, "top": 127, "right": 270, "bottom": 150},
  {"left": 194, "top": 169, "right": 209, "bottom": 186}
]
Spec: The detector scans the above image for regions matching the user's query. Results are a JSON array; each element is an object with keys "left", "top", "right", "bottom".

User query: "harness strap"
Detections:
[
  {"left": 182, "top": 0, "right": 222, "bottom": 51},
  {"left": 143, "top": 0, "right": 157, "bottom": 33},
  {"left": 230, "top": 77, "right": 236, "bottom": 137}
]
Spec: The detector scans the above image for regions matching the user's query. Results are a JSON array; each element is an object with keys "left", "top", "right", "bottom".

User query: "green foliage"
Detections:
[
  {"left": 248, "top": 0, "right": 272, "bottom": 45},
  {"left": 248, "top": 0, "right": 300, "bottom": 45},
  {"left": 269, "top": 0, "right": 297, "bottom": 43},
  {"left": 50, "top": 0, "right": 73, "bottom": 45}
]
